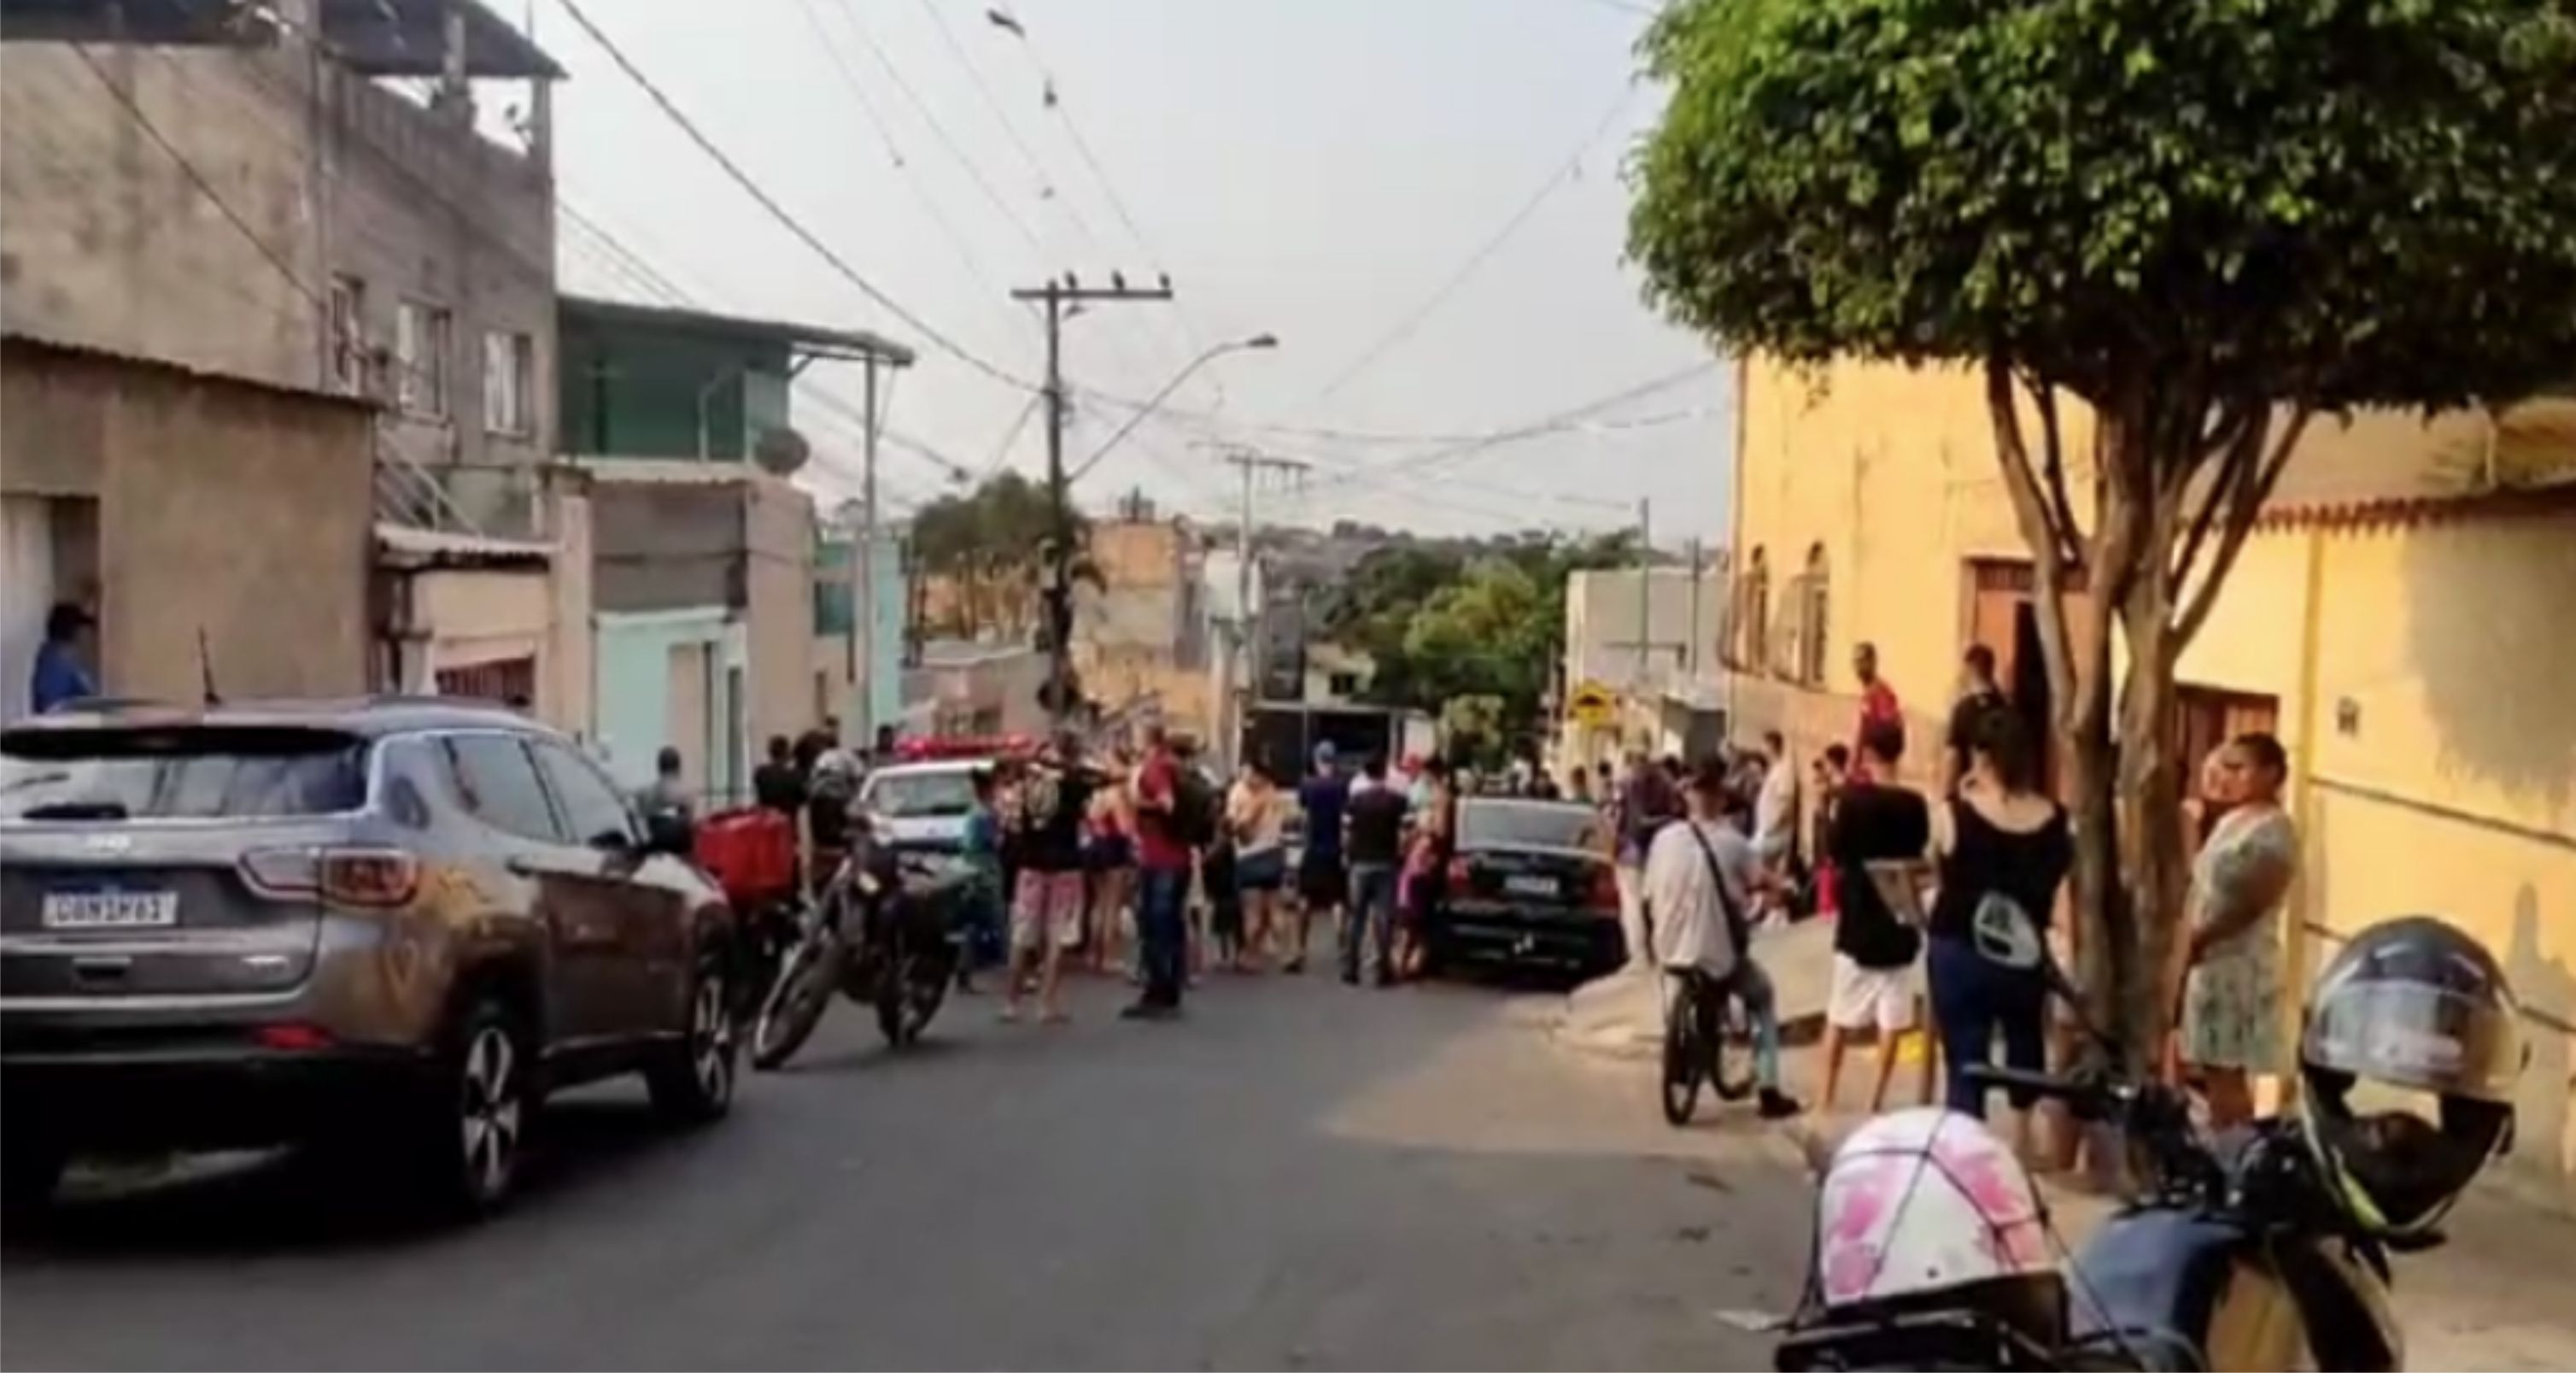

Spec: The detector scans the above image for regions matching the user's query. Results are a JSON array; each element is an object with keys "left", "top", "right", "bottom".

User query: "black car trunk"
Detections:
[{"left": 1453, "top": 844, "right": 1611, "bottom": 913}]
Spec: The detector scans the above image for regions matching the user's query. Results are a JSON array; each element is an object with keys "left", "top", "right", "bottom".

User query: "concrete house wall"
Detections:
[
  {"left": 0, "top": 9, "right": 559, "bottom": 537},
  {"left": 0, "top": 338, "right": 372, "bottom": 710}
]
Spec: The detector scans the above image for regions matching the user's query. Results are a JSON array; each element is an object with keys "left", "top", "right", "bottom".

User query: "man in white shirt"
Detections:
[
  {"left": 1644, "top": 757, "right": 1801, "bottom": 1119},
  {"left": 1751, "top": 731, "right": 1801, "bottom": 925}
]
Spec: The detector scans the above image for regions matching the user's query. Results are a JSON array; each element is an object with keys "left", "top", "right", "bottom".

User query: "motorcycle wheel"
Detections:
[
  {"left": 752, "top": 926, "right": 840, "bottom": 1070},
  {"left": 1660, "top": 981, "right": 1702, "bottom": 1127},
  {"left": 875, "top": 935, "right": 953, "bottom": 1047}
]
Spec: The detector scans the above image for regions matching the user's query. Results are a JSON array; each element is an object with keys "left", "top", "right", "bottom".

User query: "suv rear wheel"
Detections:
[
  {"left": 3, "top": 1131, "right": 68, "bottom": 1214},
  {"left": 413, "top": 996, "right": 532, "bottom": 1218},
  {"left": 647, "top": 954, "right": 737, "bottom": 1124}
]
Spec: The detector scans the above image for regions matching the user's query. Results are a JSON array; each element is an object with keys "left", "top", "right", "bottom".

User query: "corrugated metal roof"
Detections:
[
  {"left": 374, "top": 522, "right": 554, "bottom": 566},
  {"left": 559, "top": 296, "right": 914, "bottom": 366},
  {"left": 2, "top": 331, "right": 377, "bottom": 410}
]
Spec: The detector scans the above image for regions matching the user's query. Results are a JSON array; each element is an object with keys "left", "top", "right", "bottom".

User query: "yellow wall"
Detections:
[
  {"left": 1736, "top": 353, "right": 2576, "bottom": 1208},
  {"left": 1733, "top": 358, "right": 2067, "bottom": 788}
]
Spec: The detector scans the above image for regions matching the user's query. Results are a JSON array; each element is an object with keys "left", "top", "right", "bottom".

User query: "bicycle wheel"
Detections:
[
  {"left": 1709, "top": 989, "right": 1758, "bottom": 1103},
  {"left": 1660, "top": 979, "right": 1703, "bottom": 1126}
]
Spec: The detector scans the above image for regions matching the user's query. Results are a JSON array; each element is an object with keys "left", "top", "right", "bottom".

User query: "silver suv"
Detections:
[{"left": 0, "top": 700, "right": 741, "bottom": 1218}]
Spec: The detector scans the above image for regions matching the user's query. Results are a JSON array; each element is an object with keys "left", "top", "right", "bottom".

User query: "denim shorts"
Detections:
[{"left": 1235, "top": 847, "right": 1287, "bottom": 892}]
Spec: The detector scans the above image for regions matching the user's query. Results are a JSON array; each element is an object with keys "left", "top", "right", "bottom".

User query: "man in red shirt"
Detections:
[
  {"left": 1127, "top": 725, "right": 1197, "bottom": 1019},
  {"left": 1850, "top": 642, "right": 1904, "bottom": 783}
]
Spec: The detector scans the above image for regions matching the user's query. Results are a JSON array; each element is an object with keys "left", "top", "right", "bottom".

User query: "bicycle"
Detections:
[{"left": 1660, "top": 965, "right": 1757, "bottom": 1125}]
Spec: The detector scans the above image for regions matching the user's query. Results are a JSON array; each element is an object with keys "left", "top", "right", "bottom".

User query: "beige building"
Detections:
[
  {"left": 1074, "top": 516, "right": 1215, "bottom": 741},
  {"left": 1, "top": 336, "right": 374, "bottom": 714}
]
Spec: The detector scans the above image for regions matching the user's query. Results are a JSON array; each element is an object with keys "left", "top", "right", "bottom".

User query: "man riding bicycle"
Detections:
[{"left": 1643, "top": 755, "right": 1803, "bottom": 1120}]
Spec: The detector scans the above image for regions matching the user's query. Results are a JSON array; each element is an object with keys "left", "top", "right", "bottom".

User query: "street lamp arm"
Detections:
[{"left": 1067, "top": 336, "right": 1276, "bottom": 484}]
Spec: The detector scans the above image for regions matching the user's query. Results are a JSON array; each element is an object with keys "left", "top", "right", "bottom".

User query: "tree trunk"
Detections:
[{"left": 2117, "top": 537, "right": 2190, "bottom": 1074}]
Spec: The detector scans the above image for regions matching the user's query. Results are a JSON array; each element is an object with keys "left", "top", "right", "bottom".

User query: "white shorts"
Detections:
[{"left": 1829, "top": 953, "right": 1920, "bottom": 1034}]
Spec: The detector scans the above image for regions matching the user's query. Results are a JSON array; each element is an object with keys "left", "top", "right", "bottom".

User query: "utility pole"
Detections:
[
  {"left": 856, "top": 358, "right": 881, "bottom": 747},
  {"left": 1636, "top": 497, "right": 1654, "bottom": 693},
  {"left": 1686, "top": 536, "right": 1703, "bottom": 679},
  {"left": 1213, "top": 446, "right": 1308, "bottom": 772},
  {"left": 1011, "top": 273, "right": 1175, "bottom": 735}
]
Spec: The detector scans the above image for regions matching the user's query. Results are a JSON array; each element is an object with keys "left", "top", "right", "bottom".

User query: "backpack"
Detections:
[{"left": 1169, "top": 767, "right": 1219, "bottom": 848}]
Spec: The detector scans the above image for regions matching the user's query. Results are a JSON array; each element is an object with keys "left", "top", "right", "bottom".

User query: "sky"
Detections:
[{"left": 538, "top": 0, "right": 1734, "bottom": 545}]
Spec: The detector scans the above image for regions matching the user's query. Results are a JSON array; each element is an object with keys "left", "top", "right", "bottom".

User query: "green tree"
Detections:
[
  {"left": 1629, "top": 0, "right": 2576, "bottom": 1047},
  {"left": 909, "top": 472, "right": 1081, "bottom": 637}
]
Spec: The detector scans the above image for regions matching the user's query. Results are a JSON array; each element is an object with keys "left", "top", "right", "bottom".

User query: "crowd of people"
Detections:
[
  {"left": 693, "top": 632, "right": 2304, "bottom": 1159},
  {"left": 1619, "top": 637, "right": 2310, "bottom": 1164},
  {"left": 916, "top": 729, "right": 1478, "bottom": 1026}
]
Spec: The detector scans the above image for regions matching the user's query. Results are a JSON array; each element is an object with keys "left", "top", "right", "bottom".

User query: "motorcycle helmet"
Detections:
[
  {"left": 2298, "top": 915, "right": 2525, "bottom": 1237},
  {"left": 1802, "top": 1107, "right": 2063, "bottom": 1342}
]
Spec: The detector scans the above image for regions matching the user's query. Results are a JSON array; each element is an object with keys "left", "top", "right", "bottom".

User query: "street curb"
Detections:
[{"left": 1543, "top": 995, "right": 1826, "bottom": 1063}]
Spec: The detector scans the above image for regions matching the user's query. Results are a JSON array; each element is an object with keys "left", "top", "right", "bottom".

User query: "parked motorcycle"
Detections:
[
  {"left": 1759, "top": 903, "right": 2516, "bottom": 1372},
  {"left": 749, "top": 843, "right": 964, "bottom": 1067}
]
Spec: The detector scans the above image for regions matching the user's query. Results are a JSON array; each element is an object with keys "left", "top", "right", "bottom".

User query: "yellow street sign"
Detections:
[{"left": 1566, "top": 680, "right": 1618, "bottom": 727}]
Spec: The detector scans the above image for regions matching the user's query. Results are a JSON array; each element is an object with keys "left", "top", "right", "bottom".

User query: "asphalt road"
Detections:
[{"left": 1, "top": 968, "right": 1812, "bottom": 1371}]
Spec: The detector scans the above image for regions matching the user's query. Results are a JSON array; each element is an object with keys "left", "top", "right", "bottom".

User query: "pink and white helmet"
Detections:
[{"left": 1807, "top": 1108, "right": 2060, "bottom": 1330}]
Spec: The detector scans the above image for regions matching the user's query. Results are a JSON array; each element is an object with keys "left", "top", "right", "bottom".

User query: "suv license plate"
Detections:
[
  {"left": 42, "top": 890, "right": 179, "bottom": 930},
  {"left": 1503, "top": 875, "right": 1559, "bottom": 898}
]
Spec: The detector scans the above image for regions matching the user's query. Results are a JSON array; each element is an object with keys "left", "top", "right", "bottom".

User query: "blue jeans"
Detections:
[
  {"left": 1927, "top": 934, "right": 2048, "bottom": 1115},
  {"left": 1342, "top": 862, "right": 1398, "bottom": 982},
  {"left": 1668, "top": 961, "right": 1784, "bottom": 1090},
  {"left": 1138, "top": 867, "right": 1190, "bottom": 1007}
]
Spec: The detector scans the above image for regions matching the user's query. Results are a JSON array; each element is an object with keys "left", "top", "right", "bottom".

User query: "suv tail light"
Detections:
[{"left": 241, "top": 846, "right": 419, "bottom": 907}]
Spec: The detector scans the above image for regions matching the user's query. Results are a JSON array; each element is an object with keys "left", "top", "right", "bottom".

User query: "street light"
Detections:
[{"left": 1068, "top": 333, "right": 1279, "bottom": 483}]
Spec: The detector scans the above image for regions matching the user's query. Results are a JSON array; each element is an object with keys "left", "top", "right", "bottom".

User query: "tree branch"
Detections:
[
  {"left": 2175, "top": 404, "right": 2315, "bottom": 645},
  {"left": 1985, "top": 353, "right": 2080, "bottom": 715},
  {"left": 2028, "top": 372, "right": 2084, "bottom": 572},
  {"left": 2169, "top": 400, "right": 2265, "bottom": 596}
]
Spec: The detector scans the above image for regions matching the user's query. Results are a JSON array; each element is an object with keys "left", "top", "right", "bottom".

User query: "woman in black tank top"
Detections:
[{"left": 1925, "top": 711, "right": 2073, "bottom": 1151}]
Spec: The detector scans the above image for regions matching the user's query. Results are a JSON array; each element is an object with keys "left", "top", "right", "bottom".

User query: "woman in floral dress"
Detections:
[{"left": 2178, "top": 732, "right": 2300, "bottom": 1130}]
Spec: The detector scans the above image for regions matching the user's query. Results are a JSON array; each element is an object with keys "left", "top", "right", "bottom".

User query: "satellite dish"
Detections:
[{"left": 752, "top": 425, "right": 811, "bottom": 477}]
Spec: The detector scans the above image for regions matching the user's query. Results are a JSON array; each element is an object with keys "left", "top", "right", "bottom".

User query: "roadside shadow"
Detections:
[{"left": 0, "top": 1096, "right": 710, "bottom": 1261}]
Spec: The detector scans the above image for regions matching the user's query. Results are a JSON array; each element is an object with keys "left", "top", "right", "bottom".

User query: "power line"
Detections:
[
  {"left": 1301, "top": 361, "right": 1719, "bottom": 491},
  {"left": 814, "top": 0, "right": 1179, "bottom": 410},
  {"left": 792, "top": 0, "right": 1035, "bottom": 362},
  {"left": 66, "top": 44, "right": 322, "bottom": 309},
  {"left": 821, "top": 0, "right": 1048, "bottom": 259},
  {"left": 981, "top": 9, "right": 1226, "bottom": 403},
  {"left": 976, "top": 393, "right": 1043, "bottom": 480},
  {"left": 1305, "top": 81, "right": 1640, "bottom": 408},
  {"left": 554, "top": 0, "right": 1027, "bottom": 390},
  {"left": 911, "top": 0, "right": 1089, "bottom": 245}
]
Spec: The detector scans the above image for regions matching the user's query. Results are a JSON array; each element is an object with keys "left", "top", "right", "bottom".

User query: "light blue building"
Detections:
[
  {"left": 592, "top": 607, "right": 748, "bottom": 796},
  {"left": 814, "top": 531, "right": 909, "bottom": 740}
]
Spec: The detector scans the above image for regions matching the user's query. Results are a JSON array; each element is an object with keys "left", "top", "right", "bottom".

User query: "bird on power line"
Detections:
[{"left": 1112, "top": 271, "right": 1127, "bottom": 291}]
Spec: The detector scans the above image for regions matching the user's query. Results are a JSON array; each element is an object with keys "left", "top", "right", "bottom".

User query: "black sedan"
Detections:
[{"left": 1420, "top": 798, "right": 1623, "bottom": 979}]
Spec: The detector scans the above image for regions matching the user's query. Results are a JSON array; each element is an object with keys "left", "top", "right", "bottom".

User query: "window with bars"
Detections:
[
  {"left": 1738, "top": 547, "right": 1771, "bottom": 673},
  {"left": 482, "top": 330, "right": 534, "bottom": 436},
  {"left": 1799, "top": 543, "right": 1831, "bottom": 686},
  {"left": 328, "top": 275, "right": 367, "bottom": 395},
  {"left": 396, "top": 300, "right": 452, "bottom": 418}
]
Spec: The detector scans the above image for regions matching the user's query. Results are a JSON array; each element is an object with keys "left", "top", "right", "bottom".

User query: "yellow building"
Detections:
[{"left": 1728, "top": 355, "right": 2576, "bottom": 1210}]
